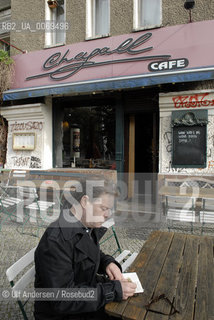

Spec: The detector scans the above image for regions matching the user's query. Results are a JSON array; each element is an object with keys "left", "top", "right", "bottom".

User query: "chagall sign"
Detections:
[
  {"left": 27, "top": 33, "right": 174, "bottom": 81},
  {"left": 9, "top": 20, "right": 214, "bottom": 90}
]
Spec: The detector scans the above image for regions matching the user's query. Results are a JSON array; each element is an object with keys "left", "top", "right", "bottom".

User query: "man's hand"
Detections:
[
  {"left": 106, "top": 262, "right": 124, "bottom": 281},
  {"left": 120, "top": 280, "right": 137, "bottom": 300}
]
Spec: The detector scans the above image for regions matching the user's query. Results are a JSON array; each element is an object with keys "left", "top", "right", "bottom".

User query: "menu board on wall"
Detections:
[{"left": 172, "top": 110, "right": 208, "bottom": 168}]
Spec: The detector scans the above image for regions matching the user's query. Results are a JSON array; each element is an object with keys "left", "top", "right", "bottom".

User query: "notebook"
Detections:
[{"left": 122, "top": 272, "right": 144, "bottom": 293}]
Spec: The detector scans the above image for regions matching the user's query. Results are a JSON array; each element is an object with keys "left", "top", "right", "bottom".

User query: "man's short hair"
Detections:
[{"left": 61, "top": 175, "right": 118, "bottom": 209}]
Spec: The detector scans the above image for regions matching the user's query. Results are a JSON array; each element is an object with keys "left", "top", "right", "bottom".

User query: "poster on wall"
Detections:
[{"left": 12, "top": 133, "right": 36, "bottom": 151}]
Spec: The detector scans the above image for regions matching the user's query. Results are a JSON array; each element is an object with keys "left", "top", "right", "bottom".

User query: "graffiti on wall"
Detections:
[
  {"left": 208, "top": 160, "right": 214, "bottom": 169},
  {"left": 8, "top": 120, "right": 43, "bottom": 168},
  {"left": 163, "top": 131, "right": 172, "bottom": 153},
  {"left": 12, "top": 156, "right": 42, "bottom": 168},
  {"left": 173, "top": 93, "right": 214, "bottom": 109},
  {"left": 165, "top": 161, "right": 188, "bottom": 173},
  {"left": 30, "top": 156, "right": 42, "bottom": 168},
  {"left": 10, "top": 121, "right": 43, "bottom": 132}
]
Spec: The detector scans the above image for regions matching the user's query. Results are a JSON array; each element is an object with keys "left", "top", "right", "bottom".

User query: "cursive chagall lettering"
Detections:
[{"left": 26, "top": 33, "right": 171, "bottom": 81}]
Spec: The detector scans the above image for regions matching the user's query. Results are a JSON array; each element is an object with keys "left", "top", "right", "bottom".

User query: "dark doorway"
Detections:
[
  {"left": 135, "top": 112, "right": 159, "bottom": 173},
  {"left": 134, "top": 112, "right": 159, "bottom": 198}
]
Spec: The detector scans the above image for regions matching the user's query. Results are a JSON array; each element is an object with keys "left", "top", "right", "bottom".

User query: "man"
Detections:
[{"left": 34, "top": 177, "right": 136, "bottom": 320}]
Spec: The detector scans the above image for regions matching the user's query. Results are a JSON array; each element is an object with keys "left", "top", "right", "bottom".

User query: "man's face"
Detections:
[{"left": 84, "top": 193, "right": 114, "bottom": 228}]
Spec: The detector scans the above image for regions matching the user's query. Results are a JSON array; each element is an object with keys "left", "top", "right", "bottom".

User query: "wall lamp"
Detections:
[{"left": 184, "top": 0, "right": 195, "bottom": 23}]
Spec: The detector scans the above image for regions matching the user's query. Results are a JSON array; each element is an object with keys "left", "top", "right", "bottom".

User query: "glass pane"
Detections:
[
  {"left": 140, "top": 0, "right": 161, "bottom": 27},
  {"left": 56, "top": 2, "right": 65, "bottom": 43},
  {"left": 95, "top": 0, "right": 109, "bottom": 36},
  {"left": 62, "top": 105, "right": 115, "bottom": 169},
  {"left": 0, "top": 37, "right": 10, "bottom": 55}
]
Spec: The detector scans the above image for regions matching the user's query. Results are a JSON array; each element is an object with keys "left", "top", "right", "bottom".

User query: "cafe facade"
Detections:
[{"left": 2, "top": 19, "right": 214, "bottom": 187}]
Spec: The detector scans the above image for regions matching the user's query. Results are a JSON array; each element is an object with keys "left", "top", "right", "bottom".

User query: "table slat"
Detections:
[
  {"left": 122, "top": 232, "right": 174, "bottom": 320},
  {"left": 146, "top": 232, "right": 186, "bottom": 320},
  {"left": 174, "top": 235, "right": 199, "bottom": 320},
  {"left": 194, "top": 236, "right": 214, "bottom": 320},
  {"left": 105, "top": 230, "right": 162, "bottom": 319}
]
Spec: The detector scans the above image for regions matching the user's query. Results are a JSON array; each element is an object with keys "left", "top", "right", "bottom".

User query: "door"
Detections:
[{"left": 126, "top": 112, "right": 159, "bottom": 199}]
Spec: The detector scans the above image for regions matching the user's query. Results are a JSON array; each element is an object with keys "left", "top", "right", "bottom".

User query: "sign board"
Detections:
[
  {"left": 13, "top": 132, "right": 36, "bottom": 150},
  {"left": 172, "top": 110, "right": 207, "bottom": 168},
  {"left": 9, "top": 20, "right": 214, "bottom": 90}
]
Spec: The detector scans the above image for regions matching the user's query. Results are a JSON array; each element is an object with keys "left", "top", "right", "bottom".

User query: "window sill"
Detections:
[
  {"left": 43, "top": 43, "right": 66, "bottom": 49},
  {"left": 132, "top": 24, "right": 162, "bottom": 32},
  {"left": 85, "top": 33, "right": 111, "bottom": 41}
]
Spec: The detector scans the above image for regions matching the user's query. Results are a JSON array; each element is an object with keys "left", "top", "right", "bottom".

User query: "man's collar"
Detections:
[{"left": 58, "top": 210, "right": 107, "bottom": 241}]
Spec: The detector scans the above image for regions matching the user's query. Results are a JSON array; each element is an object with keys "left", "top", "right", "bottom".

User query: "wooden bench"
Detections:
[
  {"left": 160, "top": 176, "right": 214, "bottom": 231},
  {"left": 165, "top": 195, "right": 196, "bottom": 231},
  {"left": 199, "top": 197, "right": 214, "bottom": 233}
]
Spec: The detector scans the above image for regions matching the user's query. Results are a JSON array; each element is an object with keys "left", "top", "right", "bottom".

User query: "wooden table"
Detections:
[
  {"left": 105, "top": 231, "right": 214, "bottom": 320},
  {"left": 16, "top": 179, "right": 78, "bottom": 191},
  {"left": 159, "top": 185, "right": 214, "bottom": 199}
]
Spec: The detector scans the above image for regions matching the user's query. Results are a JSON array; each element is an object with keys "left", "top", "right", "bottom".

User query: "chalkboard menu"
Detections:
[{"left": 172, "top": 110, "right": 208, "bottom": 168}]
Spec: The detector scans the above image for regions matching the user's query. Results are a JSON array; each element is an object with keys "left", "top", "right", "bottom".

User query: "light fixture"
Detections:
[
  {"left": 63, "top": 121, "right": 69, "bottom": 131},
  {"left": 184, "top": 0, "right": 195, "bottom": 22}
]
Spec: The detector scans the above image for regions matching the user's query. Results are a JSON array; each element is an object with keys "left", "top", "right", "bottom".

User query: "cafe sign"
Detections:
[
  {"left": 26, "top": 32, "right": 179, "bottom": 81},
  {"left": 9, "top": 20, "right": 214, "bottom": 91},
  {"left": 148, "top": 58, "right": 189, "bottom": 72}
]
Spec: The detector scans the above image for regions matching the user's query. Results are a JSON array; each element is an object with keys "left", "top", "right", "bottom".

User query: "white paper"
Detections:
[{"left": 122, "top": 272, "right": 144, "bottom": 293}]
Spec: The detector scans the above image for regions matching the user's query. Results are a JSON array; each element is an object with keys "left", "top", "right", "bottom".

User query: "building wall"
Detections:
[
  {"left": 10, "top": 0, "right": 214, "bottom": 55},
  {"left": 0, "top": 102, "right": 53, "bottom": 169},
  {"left": 110, "top": 0, "right": 133, "bottom": 36},
  {"left": 66, "top": 0, "right": 85, "bottom": 45},
  {"left": 163, "top": 0, "right": 214, "bottom": 26},
  {"left": 159, "top": 89, "right": 214, "bottom": 175},
  {"left": 11, "top": 0, "right": 45, "bottom": 54}
]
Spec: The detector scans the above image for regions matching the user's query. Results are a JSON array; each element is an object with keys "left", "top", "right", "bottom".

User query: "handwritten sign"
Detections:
[{"left": 172, "top": 126, "right": 206, "bottom": 167}]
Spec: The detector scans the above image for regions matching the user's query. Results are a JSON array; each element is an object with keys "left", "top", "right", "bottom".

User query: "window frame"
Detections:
[
  {"left": 133, "top": 0, "right": 162, "bottom": 31},
  {"left": 86, "top": 0, "right": 110, "bottom": 40},
  {"left": 0, "top": 34, "right": 10, "bottom": 54},
  {"left": 45, "top": 0, "right": 66, "bottom": 48}
]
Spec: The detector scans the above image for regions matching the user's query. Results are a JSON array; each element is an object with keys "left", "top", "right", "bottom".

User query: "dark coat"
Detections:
[{"left": 34, "top": 212, "right": 123, "bottom": 320}]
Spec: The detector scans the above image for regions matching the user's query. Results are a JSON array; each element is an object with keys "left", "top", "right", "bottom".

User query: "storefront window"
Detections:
[{"left": 62, "top": 105, "right": 115, "bottom": 169}]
